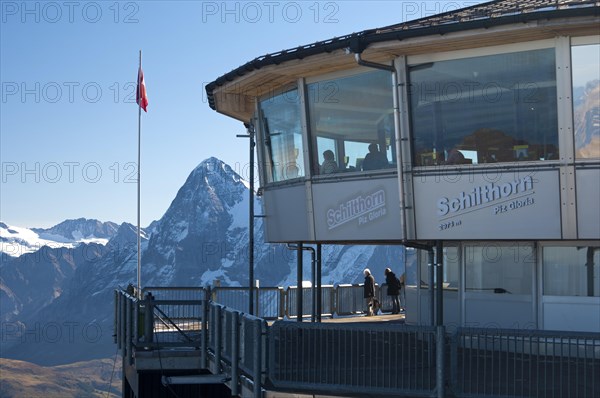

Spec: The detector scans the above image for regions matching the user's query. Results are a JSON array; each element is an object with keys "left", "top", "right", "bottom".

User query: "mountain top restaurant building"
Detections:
[{"left": 206, "top": 0, "right": 600, "bottom": 333}]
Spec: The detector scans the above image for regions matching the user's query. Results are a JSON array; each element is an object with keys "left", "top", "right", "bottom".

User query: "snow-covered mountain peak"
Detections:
[
  {"left": 107, "top": 222, "right": 147, "bottom": 249},
  {"left": 1, "top": 223, "right": 76, "bottom": 257},
  {"left": 192, "top": 156, "right": 250, "bottom": 191},
  {"left": 32, "top": 218, "right": 118, "bottom": 242},
  {"left": 0, "top": 218, "right": 118, "bottom": 258}
]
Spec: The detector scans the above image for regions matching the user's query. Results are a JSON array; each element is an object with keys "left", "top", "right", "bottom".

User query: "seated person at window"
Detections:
[
  {"left": 320, "top": 150, "right": 338, "bottom": 174},
  {"left": 362, "top": 143, "right": 388, "bottom": 171},
  {"left": 445, "top": 148, "right": 468, "bottom": 165}
]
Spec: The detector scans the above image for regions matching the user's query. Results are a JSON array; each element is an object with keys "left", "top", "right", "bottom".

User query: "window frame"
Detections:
[
  {"left": 539, "top": 241, "right": 600, "bottom": 297},
  {"left": 463, "top": 242, "right": 536, "bottom": 296},
  {"left": 570, "top": 36, "right": 600, "bottom": 162},
  {"left": 407, "top": 39, "right": 560, "bottom": 169},
  {"left": 257, "top": 84, "right": 305, "bottom": 185},
  {"left": 305, "top": 66, "right": 398, "bottom": 178}
]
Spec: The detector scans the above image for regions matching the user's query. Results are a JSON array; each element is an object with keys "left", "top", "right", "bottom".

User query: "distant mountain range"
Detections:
[
  {"left": 0, "top": 218, "right": 118, "bottom": 258},
  {"left": 0, "top": 157, "right": 407, "bottom": 368}
]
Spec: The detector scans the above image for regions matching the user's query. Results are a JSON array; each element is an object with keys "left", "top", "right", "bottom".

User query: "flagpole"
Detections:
[{"left": 137, "top": 50, "right": 142, "bottom": 300}]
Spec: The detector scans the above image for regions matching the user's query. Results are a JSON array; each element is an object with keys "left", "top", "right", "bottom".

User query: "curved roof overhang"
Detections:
[{"left": 205, "top": 1, "right": 600, "bottom": 122}]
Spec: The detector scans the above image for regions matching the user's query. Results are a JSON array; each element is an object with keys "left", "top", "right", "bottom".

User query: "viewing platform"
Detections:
[{"left": 115, "top": 286, "right": 600, "bottom": 398}]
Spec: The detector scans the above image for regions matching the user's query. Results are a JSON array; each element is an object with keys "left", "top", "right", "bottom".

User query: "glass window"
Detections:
[
  {"left": 418, "top": 245, "right": 459, "bottom": 290},
  {"left": 465, "top": 243, "right": 533, "bottom": 295},
  {"left": 409, "top": 48, "right": 558, "bottom": 166},
  {"left": 405, "top": 248, "right": 418, "bottom": 286},
  {"left": 307, "top": 70, "right": 395, "bottom": 175},
  {"left": 572, "top": 44, "right": 600, "bottom": 159},
  {"left": 543, "top": 246, "right": 600, "bottom": 297},
  {"left": 259, "top": 89, "right": 304, "bottom": 183}
]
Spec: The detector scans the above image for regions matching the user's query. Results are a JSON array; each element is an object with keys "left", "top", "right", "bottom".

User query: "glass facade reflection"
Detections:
[
  {"left": 543, "top": 246, "right": 600, "bottom": 297},
  {"left": 256, "top": 44, "right": 597, "bottom": 179},
  {"left": 307, "top": 70, "right": 395, "bottom": 175},
  {"left": 417, "top": 246, "right": 459, "bottom": 289},
  {"left": 259, "top": 89, "right": 304, "bottom": 183},
  {"left": 464, "top": 243, "right": 534, "bottom": 295},
  {"left": 409, "top": 49, "right": 558, "bottom": 166},
  {"left": 572, "top": 44, "right": 600, "bottom": 159}
]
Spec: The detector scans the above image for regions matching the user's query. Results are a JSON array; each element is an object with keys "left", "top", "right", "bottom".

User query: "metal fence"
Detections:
[
  {"left": 208, "top": 302, "right": 267, "bottom": 397},
  {"left": 115, "top": 288, "right": 207, "bottom": 353},
  {"left": 116, "top": 287, "right": 600, "bottom": 398},
  {"left": 451, "top": 327, "right": 600, "bottom": 398},
  {"left": 285, "top": 285, "right": 335, "bottom": 318},
  {"left": 141, "top": 287, "right": 205, "bottom": 346},
  {"left": 211, "top": 286, "right": 285, "bottom": 320},
  {"left": 142, "top": 286, "right": 207, "bottom": 301},
  {"left": 336, "top": 284, "right": 370, "bottom": 315},
  {"left": 116, "top": 289, "right": 266, "bottom": 397},
  {"left": 268, "top": 320, "right": 438, "bottom": 397},
  {"left": 211, "top": 284, "right": 396, "bottom": 319}
]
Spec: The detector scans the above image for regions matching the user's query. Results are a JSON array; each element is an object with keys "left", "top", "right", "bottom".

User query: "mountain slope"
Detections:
[
  {"left": 142, "top": 157, "right": 292, "bottom": 287},
  {"left": 0, "top": 244, "right": 105, "bottom": 323},
  {"left": 0, "top": 358, "right": 120, "bottom": 398},
  {"left": 1, "top": 223, "right": 146, "bottom": 365}
]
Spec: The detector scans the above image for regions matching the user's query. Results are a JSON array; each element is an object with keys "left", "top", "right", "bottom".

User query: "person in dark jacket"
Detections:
[
  {"left": 362, "top": 143, "right": 388, "bottom": 171},
  {"left": 384, "top": 267, "right": 401, "bottom": 314},
  {"left": 363, "top": 268, "right": 376, "bottom": 316}
]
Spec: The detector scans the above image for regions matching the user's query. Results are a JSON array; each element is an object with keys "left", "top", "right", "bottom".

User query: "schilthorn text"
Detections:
[
  {"left": 327, "top": 190, "right": 386, "bottom": 229},
  {"left": 437, "top": 176, "right": 534, "bottom": 217}
]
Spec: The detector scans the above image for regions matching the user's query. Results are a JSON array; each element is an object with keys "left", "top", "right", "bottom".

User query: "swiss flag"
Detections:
[{"left": 136, "top": 67, "right": 148, "bottom": 112}]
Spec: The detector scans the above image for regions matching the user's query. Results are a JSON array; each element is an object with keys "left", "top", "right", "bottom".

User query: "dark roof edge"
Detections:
[{"left": 205, "top": 6, "right": 599, "bottom": 112}]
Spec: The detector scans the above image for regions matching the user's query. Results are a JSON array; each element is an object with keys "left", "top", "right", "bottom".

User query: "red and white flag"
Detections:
[{"left": 136, "top": 67, "right": 148, "bottom": 112}]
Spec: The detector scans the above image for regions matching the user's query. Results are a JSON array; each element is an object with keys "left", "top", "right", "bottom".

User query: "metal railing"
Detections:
[
  {"left": 336, "top": 283, "right": 373, "bottom": 315},
  {"left": 141, "top": 286, "right": 206, "bottom": 345},
  {"left": 116, "top": 287, "right": 600, "bottom": 398},
  {"left": 212, "top": 284, "right": 388, "bottom": 319},
  {"left": 451, "top": 327, "right": 600, "bottom": 398},
  {"left": 142, "top": 286, "right": 207, "bottom": 301},
  {"left": 285, "top": 285, "right": 335, "bottom": 318},
  {"left": 268, "top": 321, "right": 438, "bottom": 397},
  {"left": 208, "top": 302, "right": 267, "bottom": 397},
  {"left": 116, "top": 288, "right": 267, "bottom": 397},
  {"left": 211, "top": 286, "right": 285, "bottom": 320}
]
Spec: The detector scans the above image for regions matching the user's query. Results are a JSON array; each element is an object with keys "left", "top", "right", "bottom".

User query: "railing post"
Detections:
[
  {"left": 144, "top": 292, "right": 154, "bottom": 345},
  {"left": 126, "top": 297, "right": 132, "bottom": 365},
  {"left": 279, "top": 287, "right": 285, "bottom": 319},
  {"left": 316, "top": 244, "right": 322, "bottom": 322},
  {"left": 261, "top": 320, "right": 267, "bottom": 387},
  {"left": 450, "top": 328, "right": 458, "bottom": 394},
  {"left": 119, "top": 293, "right": 126, "bottom": 353},
  {"left": 255, "top": 281, "right": 260, "bottom": 318},
  {"left": 215, "top": 305, "right": 222, "bottom": 374},
  {"left": 133, "top": 298, "right": 139, "bottom": 345},
  {"left": 428, "top": 249, "right": 435, "bottom": 326},
  {"left": 253, "top": 319, "right": 263, "bottom": 398},
  {"left": 436, "top": 325, "right": 445, "bottom": 398},
  {"left": 113, "top": 290, "right": 118, "bottom": 344},
  {"left": 201, "top": 299, "right": 209, "bottom": 369},
  {"left": 297, "top": 243, "right": 303, "bottom": 322},
  {"left": 231, "top": 311, "right": 240, "bottom": 396}
]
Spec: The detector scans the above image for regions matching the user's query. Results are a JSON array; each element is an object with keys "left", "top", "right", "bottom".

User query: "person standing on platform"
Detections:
[
  {"left": 384, "top": 267, "right": 401, "bottom": 314},
  {"left": 363, "top": 268, "right": 376, "bottom": 316}
]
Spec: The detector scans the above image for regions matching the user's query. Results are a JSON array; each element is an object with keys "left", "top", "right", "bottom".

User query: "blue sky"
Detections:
[{"left": 1, "top": 1, "right": 484, "bottom": 228}]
